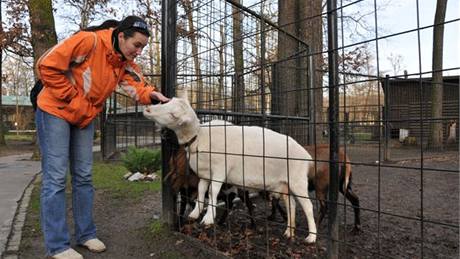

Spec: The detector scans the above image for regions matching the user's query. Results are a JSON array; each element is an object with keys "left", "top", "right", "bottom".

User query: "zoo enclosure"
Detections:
[{"left": 101, "top": 0, "right": 460, "bottom": 258}]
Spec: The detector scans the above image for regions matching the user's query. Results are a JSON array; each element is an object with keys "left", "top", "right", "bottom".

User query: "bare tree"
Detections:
[
  {"left": 132, "top": 0, "right": 162, "bottom": 88},
  {"left": 218, "top": 24, "right": 226, "bottom": 109},
  {"left": 60, "top": 0, "right": 112, "bottom": 29},
  {"left": 299, "top": 0, "right": 323, "bottom": 143},
  {"left": 180, "top": 0, "right": 204, "bottom": 109},
  {"left": 2, "top": 56, "right": 34, "bottom": 131},
  {"left": 430, "top": 0, "right": 448, "bottom": 149},
  {"left": 154, "top": 24, "right": 161, "bottom": 76},
  {"left": 27, "top": 0, "right": 58, "bottom": 159},
  {"left": 232, "top": 0, "right": 245, "bottom": 120},
  {"left": 387, "top": 53, "right": 405, "bottom": 77},
  {"left": 275, "top": 0, "right": 322, "bottom": 144},
  {"left": 0, "top": 18, "right": 5, "bottom": 146},
  {"left": 1, "top": 0, "right": 32, "bottom": 145}
]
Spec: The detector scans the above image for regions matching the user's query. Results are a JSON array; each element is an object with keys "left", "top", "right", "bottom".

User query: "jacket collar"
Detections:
[{"left": 99, "top": 29, "right": 127, "bottom": 68}]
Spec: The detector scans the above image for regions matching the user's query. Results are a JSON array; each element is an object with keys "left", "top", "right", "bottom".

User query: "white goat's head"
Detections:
[{"left": 143, "top": 97, "right": 198, "bottom": 131}]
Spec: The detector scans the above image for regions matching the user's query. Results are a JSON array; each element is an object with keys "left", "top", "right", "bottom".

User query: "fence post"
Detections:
[
  {"left": 327, "top": 0, "right": 340, "bottom": 258},
  {"left": 161, "top": 0, "right": 178, "bottom": 230},
  {"left": 308, "top": 51, "right": 316, "bottom": 145},
  {"left": 260, "top": 17, "right": 266, "bottom": 127},
  {"left": 102, "top": 94, "right": 117, "bottom": 160},
  {"left": 100, "top": 104, "right": 106, "bottom": 159},
  {"left": 384, "top": 75, "right": 390, "bottom": 161},
  {"left": 134, "top": 104, "right": 138, "bottom": 147}
]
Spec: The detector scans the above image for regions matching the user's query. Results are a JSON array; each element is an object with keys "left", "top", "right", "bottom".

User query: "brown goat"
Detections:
[
  {"left": 269, "top": 144, "right": 361, "bottom": 233},
  {"left": 165, "top": 146, "right": 255, "bottom": 227}
]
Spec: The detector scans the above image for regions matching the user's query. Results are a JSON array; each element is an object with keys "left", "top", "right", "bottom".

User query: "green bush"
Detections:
[{"left": 122, "top": 147, "right": 161, "bottom": 174}]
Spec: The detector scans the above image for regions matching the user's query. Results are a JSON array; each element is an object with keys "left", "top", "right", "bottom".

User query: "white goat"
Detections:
[{"left": 143, "top": 97, "right": 317, "bottom": 243}]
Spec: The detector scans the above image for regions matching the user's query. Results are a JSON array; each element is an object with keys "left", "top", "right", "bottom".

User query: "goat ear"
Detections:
[
  {"left": 170, "top": 111, "right": 189, "bottom": 126},
  {"left": 178, "top": 116, "right": 190, "bottom": 126},
  {"left": 170, "top": 112, "right": 178, "bottom": 120}
]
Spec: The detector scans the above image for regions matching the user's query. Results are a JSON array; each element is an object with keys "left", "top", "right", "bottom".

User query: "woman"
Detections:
[{"left": 35, "top": 16, "right": 169, "bottom": 259}]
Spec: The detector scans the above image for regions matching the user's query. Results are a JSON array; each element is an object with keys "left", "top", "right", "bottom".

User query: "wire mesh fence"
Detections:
[
  {"left": 102, "top": 0, "right": 459, "bottom": 257},
  {"left": 101, "top": 90, "right": 161, "bottom": 160}
]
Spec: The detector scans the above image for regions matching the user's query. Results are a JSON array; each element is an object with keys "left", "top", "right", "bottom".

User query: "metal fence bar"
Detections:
[
  {"left": 161, "top": 0, "right": 178, "bottom": 230},
  {"left": 415, "top": 1, "right": 425, "bottom": 256},
  {"left": 326, "top": 0, "right": 340, "bottom": 258},
  {"left": 97, "top": 0, "right": 459, "bottom": 257}
]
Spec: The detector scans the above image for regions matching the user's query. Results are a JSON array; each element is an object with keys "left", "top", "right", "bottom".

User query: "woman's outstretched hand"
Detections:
[{"left": 150, "top": 91, "right": 170, "bottom": 103}]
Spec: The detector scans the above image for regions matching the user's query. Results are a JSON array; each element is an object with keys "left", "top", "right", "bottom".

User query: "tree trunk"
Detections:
[
  {"left": 232, "top": 0, "right": 245, "bottom": 123},
  {"left": 0, "top": 44, "right": 5, "bottom": 146},
  {"left": 154, "top": 24, "right": 161, "bottom": 78},
  {"left": 0, "top": 8, "right": 6, "bottom": 146},
  {"left": 148, "top": 27, "right": 156, "bottom": 76},
  {"left": 27, "top": 0, "right": 58, "bottom": 160},
  {"left": 430, "top": 0, "right": 447, "bottom": 149},
  {"left": 218, "top": 24, "right": 226, "bottom": 109},
  {"left": 299, "top": 1, "right": 323, "bottom": 144},
  {"left": 275, "top": 0, "right": 296, "bottom": 119},
  {"left": 182, "top": 0, "right": 204, "bottom": 109},
  {"left": 0, "top": 8, "right": 5, "bottom": 146},
  {"left": 80, "top": 0, "right": 90, "bottom": 29},
  {"left": 276, "top": 0, "right": 322, "bottom": 145}
]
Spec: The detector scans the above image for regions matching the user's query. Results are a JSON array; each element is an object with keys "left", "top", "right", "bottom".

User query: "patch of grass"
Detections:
[
  {"left": 92, "top": 162, "right": 161, "bottom": 200},
  {"left": 144, "top": 219, "right": 187, "bottom": 259},
  {"left": 24, "top": 180, "right": 42, "bottom": 238},
  {"left": 148, "top": 219, "right": 169, "bottom": 236},
  {"left": 5, "top": 133, "right": 34, "bottom": 142},
  {"left": 122, "top": 147, "right": 162, "bottom": 175},
  {"left": 23, "top": 162, "right": 161, "bottom": 238},
  {"left": 29, "top": 182, "right": 41, "bottom": 216}
]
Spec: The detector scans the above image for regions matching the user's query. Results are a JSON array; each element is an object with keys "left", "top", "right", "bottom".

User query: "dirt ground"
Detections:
[
  {"left": 175, "top": 144, "right": 459, "bottom": 258},
  {"left": 11, "top": 143, "right": 460, "bottom": 258},
  {"left": 3, "top": 139, "right": 219, "bottom": 259},
  {"left": 18, "top": 182, "right": 222, "bottom": 259}
]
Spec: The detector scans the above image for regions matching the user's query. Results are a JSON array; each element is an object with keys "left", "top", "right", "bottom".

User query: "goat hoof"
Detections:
[
  {"left": 201, "top": 213, "right": 215, "bottom": 225},
  {"left": 305, "top": 234, "right": 316, "bottom": 244},
  {"left": 283, "top": 229, "right": 295, "bottom": 239},
  {"left": 350, "top": 226, "right": 362, "bottom": 235},
  {"left": 217, "top": 220, "right": 227, "bottom": 227},
  {"left": 188, "top": 209, "right": 200, "bottom": 220}
]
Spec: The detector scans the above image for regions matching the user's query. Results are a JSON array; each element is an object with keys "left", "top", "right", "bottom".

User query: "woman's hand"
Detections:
[{"left": 149, "top": 91, "right": 170, "bottom": 103}]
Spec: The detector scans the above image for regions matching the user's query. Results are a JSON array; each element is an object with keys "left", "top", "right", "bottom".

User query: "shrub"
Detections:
[{"left": 122, "top": 147, "right": 161, "bottom": 174}]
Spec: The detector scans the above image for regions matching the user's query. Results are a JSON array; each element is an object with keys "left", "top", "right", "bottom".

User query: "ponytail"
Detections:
[{"left": 82, "top": 19, "right": 120, "bottom": 32}]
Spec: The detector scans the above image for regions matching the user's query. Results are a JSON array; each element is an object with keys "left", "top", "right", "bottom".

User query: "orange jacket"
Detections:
[{"left": 37, "top": 29, "right": 156, "bottom": 128}]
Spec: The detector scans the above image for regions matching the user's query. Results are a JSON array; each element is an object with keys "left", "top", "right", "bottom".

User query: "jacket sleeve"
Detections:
[
  {"left": 119, "top": 62, "right": 157, "bottom": 105},
  {"left": 38, "top": 31, "right": 96, "bottom": 103}
]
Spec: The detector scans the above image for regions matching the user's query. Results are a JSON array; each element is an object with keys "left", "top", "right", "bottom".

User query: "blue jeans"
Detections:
[{"left": 36, "top": 109, "right": 97, "bottom": 256}]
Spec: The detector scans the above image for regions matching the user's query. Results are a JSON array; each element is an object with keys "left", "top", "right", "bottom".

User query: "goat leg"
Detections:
[
  {"left": 338, "top": 175, "right": 362, "bottom": 234},
  {"left": 240, "top": 190, "right": 256, "bottom": 229},
  {"left": 268, "top": 197, "right": 287, "bottom": 222},
  {"left": 217, "top": 192, "right": 236, "bottom": 226},
  {"left": 345, "top": 182, "right": 361, "bottom": 234},
  {"left": 316, "top": 190, "right": 328, "bottom": 226},
  {"left": 178, "top": 190, "right": 188, "bottom": 225}
]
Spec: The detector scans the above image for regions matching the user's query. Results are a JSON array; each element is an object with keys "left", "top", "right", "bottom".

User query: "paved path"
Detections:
[{"left": 0, "top": 154, "right": 40, "bottom": 257}]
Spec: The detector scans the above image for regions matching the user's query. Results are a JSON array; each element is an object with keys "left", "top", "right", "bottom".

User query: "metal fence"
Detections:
[
  {"left": 102, "top": 0, "right": 459, "bottom": 258},
  {"left": 101, "top": 91, "right": 161, "bottom": 160}
]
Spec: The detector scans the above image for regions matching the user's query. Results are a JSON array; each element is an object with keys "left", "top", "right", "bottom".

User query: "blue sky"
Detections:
[
  {"left": 2, "top": 0, "right": 459, "bottom": 78},
  {"left": 372, "top": 0, "right": 459, "bottom": 76}
]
